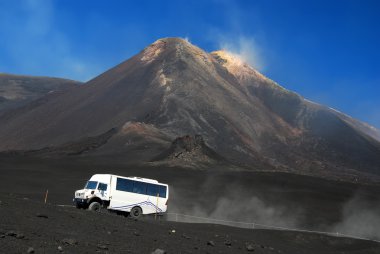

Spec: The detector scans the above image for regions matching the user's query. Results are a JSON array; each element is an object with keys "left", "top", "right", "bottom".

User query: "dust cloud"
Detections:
[
  {"left": 331, "top": 194, "right": 380, "bottom": 240},
  {"left": 167, "top": 184, "right": 303, "bottom": 229},
  {"left": 167, "top": 182, "right": 380, "bottom": 242},
  {"left": 219, "top": 36, "right": 265, "bottom": 71}
]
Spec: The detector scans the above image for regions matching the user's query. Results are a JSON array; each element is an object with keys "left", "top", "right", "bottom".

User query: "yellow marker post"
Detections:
[
  {"left": 155, "top": 192, "right": 159, "bottom": 220},
  {"left": 44, "top": 189, "right": 49, "bottom": 204}
]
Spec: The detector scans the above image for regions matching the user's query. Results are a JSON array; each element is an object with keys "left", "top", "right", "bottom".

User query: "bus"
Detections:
[{"left": 73, "top": 174, "right": 169, "bottom": 218}]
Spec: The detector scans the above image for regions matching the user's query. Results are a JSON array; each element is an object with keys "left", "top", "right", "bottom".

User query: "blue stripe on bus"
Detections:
[{"left": 112, "top": 201, "right": 163, "bottom": 212}]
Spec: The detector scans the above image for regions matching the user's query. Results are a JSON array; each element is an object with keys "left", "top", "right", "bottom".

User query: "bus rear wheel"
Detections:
[{"left": 130, "top": 206, "right": 142, "bottom": 219}]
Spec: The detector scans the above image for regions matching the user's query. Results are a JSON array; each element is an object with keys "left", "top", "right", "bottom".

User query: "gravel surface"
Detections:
[{"left": 1, "top": 193, "right": 380, "bottom": 254}]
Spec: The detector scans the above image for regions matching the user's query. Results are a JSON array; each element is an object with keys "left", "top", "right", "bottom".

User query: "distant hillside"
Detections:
[{"left": 0, "top": 73, "right": 81, "bottom": 114}]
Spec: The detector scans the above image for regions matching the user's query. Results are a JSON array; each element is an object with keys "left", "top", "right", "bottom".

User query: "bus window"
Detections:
[
  {"left": 159, "top": 185, "right": 167, "bottom": 198},
  {"left": 146, "top": 183, "right": 159, "bottom": 197},
  {"left": 85, "top": 181, "right": 98, "bottom": 190},
  {"left": 133, "top": 181, "right": 147, "bottom": 194},
  {"left": 98, "top": 183, "right": 107, "bottom": 191},
  {"left": 116, "top": 178, "right": 133, "bottom": 192}
]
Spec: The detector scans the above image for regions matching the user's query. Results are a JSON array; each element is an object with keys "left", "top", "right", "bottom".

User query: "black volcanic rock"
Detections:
[
  {"left": 152, "top": 135, "right": 225, "bottom": 166},
  {"left": 159, "top": 135, "right": 207, "bottom": 160},
  {"left": 0, "top": 38, "right": 379, "bottom": 179}
]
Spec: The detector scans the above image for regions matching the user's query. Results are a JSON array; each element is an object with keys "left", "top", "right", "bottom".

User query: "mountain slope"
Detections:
[
  {"left": 0, "top": 38, "right": 379, "bottom": 179},
  {"left": 211, "top": 50, "right": 380, "bottom": 174},
  {"left": 0, "top": 73, "right": 80, "bottom": 114}
]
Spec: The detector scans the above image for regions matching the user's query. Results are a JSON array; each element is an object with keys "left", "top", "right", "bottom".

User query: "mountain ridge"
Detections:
[{"left": 0, "top": 73, "right": 81, "bottom": 114}]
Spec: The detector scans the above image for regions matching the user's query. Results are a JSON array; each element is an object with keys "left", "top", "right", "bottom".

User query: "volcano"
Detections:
[{"left": 0, "top": 38, "right": 379, "bottom": 180}]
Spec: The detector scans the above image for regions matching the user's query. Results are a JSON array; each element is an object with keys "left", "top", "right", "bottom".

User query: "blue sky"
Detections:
[{"left": 0, "top": 0, "right": 379, "bottom": 129}]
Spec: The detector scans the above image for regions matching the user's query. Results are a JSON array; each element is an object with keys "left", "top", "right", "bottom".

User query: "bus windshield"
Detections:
[{"left": 84, "top": 181, "right": 98, "bottom": 189}]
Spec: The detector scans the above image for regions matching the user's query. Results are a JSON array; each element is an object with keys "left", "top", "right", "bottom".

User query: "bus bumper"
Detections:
[{"left": 73, "top": 198, "right": 89, "bottom": 208}]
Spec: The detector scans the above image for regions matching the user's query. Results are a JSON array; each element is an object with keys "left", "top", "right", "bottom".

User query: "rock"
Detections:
[
  {"left": 246, "top": 243, "right": 255, "bottom": 251},
  {"left": 5, "top": 231, "right": 24, "bottom": 239},
  {"left": 27, "top": 247, "right": 35, "bottom": 253},
  {"left": 62, "top": 238, "right": 78, "bottom": 245},
  {"left": 169, "top": 229, "right": 176, "bottom": 234},
  {"left": 16, "top": 233, "right": 25, "bottom": 239},
  {"left": 6, "top": 231, "right": 17, "bottom": 237},
  {"left": 36, "top": 213, "right": 49, "bottom": 219},
  {"left": 58, "top": 246, "right": 63, "bottom": 252},
  {"left": 0, "top": 234, "right": 5, "bottom": 238},
  {"left": 182, "top": 233, "right": 191, "bottom": 239},
  {"left": 151, "top": 249, "right": 166, "bottom": 254},
  {"left": 133, "top": 231, "right": 140, "bottom": 236},
  {"left": 97, "top": 244, "right": 108, "bottom": 250},
  {"left": 225, "top": 240, "right": 232, "bottom": 246},
  {"left": 207, "top": 240, "right": 215, "bottom": 247}
]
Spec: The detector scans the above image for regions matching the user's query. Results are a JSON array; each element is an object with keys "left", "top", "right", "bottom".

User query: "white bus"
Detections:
[{"left": 73, "top": 174, "right": 169, "bottom": 218}]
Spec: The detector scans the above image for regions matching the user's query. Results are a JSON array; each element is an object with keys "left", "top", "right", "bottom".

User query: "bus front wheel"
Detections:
[{"left": 89, "top": 201, "right": 101, "bottom": 211}]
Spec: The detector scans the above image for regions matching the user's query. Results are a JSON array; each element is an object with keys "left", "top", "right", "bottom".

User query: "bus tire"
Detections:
[
  {"left": 88, "top": 201, "right": 101, "bottom": 212},
  {"left": 130, "top": 206, "right": 142, "bottom": 219}
]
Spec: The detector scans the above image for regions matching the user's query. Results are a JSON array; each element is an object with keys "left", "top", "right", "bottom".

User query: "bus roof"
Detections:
[{"left": 90, "top": 174, "right": 166, "bottom": 185}]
